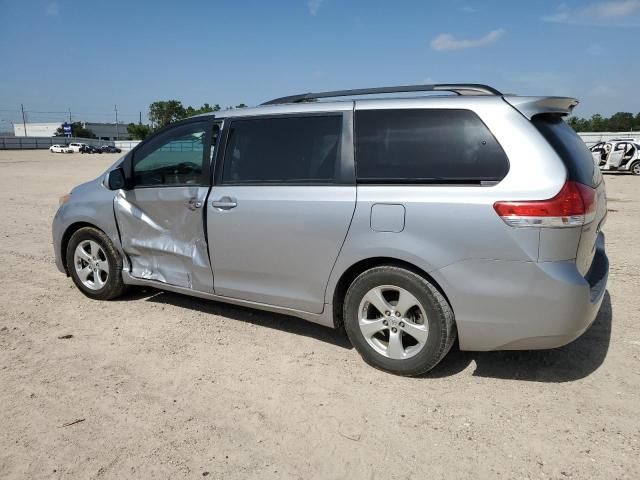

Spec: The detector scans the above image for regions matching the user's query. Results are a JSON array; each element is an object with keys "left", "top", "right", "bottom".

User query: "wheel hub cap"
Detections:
[
  {"left": 73, "top": 240, "right": 109, "bottom": 291},
  {"left": 358, "top": 285, "right": 429, "bottom": 360}
]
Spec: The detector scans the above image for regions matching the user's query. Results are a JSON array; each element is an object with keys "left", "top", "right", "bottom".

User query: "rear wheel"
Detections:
[
  {"left": 630, "top": 161, "right": 640, "bottom": 176},
  {"left": 343, "top": 266, "right": 456, "bottom": 376},
  {"left": 65, "top": 227, "right": 126, "bottom": 300}
]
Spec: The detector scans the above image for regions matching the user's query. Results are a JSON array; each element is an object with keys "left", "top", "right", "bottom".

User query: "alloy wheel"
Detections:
[
  {"left": 358, "top": 285, "right": 429, "bottom": 360},
  {"left": 74, "top": 240, "right": 109, "bottom": 290}
]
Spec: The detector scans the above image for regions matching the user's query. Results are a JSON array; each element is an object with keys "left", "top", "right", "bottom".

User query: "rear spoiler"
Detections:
[{"left": 502, "top": 96, "right": 579, "bottom": 120}]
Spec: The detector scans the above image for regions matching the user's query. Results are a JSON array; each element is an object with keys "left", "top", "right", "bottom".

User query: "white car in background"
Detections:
[
  {"left": 68, "top": 142, "right": 88, "bottom": 152},
  {"left": 50, "top": 144, "right": 73, "bottom": 153},
  {"left": 590, "top": 140, "right": 640, "bottom": 175}
]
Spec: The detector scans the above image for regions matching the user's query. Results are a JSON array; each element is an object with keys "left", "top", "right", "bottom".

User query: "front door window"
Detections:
[{"left": 133, "top": 123, "right": 207, "bottom": 187}]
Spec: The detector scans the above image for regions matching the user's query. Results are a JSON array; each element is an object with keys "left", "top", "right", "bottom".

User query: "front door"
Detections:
[
  {"left": 590, "top": 142, "right": 607, "bottom": 166},
  {"left": 114, "top": 119, "right": 214, "bottom": 291},
  {"left": 207, "top": 112, "right": 356, "bottom": 313}
]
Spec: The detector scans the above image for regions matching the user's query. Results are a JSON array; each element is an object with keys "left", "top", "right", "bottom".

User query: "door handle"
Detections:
[
  {"left": 211, "top": 197, "right": 237, "bottom": 210},
  {"left": 186, "top": 198, "right": 203, "bottom": 210}
]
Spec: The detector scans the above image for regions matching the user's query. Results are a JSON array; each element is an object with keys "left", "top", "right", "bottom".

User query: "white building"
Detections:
[
  {"left": 13, "top": 121, "right": 130, "bottom": 140},
  {"left": 13, "top": 122, "right": 60, "bottom": 137}
]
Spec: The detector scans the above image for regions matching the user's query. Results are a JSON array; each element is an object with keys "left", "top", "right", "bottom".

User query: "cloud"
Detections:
[
  {"left": 542, "top": 1, "right": 640, "bottom": 25},
  {"left": 431, "top": 29, "right": 505, "bottom": 51},
  {"left": 460, "top": 6, "right": 476, "bottom": 13},
  {"left": 589, "top": 0, "right": 640, "bottom": 16},
  {"left": 308, "top": 0, "right": 324, "bottom": 15},
  {"left": 46, "top": 1, "right": 59, "bottom": 16}
]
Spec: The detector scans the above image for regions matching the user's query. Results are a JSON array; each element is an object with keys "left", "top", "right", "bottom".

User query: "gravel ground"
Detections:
[{"left": 0, "top": 150, "right": 638, "bottom": 479}]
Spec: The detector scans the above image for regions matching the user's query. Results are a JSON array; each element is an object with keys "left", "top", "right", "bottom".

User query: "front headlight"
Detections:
[{"left": 58, "top": 193, "right": 71, "bottom": 206}]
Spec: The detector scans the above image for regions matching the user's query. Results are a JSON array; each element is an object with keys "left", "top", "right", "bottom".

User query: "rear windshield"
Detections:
[{"left": 532, "top": 115, "right": 599, "bottom": 187}]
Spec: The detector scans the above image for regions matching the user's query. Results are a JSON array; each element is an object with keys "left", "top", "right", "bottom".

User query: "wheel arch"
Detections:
[{"left": 330, "top": 257, "right": 453, "bottom": 328}]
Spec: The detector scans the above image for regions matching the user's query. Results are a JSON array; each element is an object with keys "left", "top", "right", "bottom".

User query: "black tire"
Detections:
[
  {"left": 630, "top": 161, "right": 640, "bottom": 176},
  {"left": 343, "top": 266, "right": 456, "bottom": 376},
  {"left": 65, "top": 227, "right": 127, "bottom": 300}
]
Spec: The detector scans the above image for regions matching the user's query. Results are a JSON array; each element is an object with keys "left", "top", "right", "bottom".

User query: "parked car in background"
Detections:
[
  {"left": 68, "top": 142, "right": 88, "bottom": 153},
  {"left": 79, "top": 145, "right": 101, "bottom": 154},
  {"left": 100, "top": 145, "right": 121, "bottom": 153},
  {"left": 590, "top": 140, "right": 640, "bottom": 175},
  {"left": 52, "top": 83, "right": 608, "bottom": 376},
  {"left": 50, "top": 144, "right": 73, "bottom": 153}
]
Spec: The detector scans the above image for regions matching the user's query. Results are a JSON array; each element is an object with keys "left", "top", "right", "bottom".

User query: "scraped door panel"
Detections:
[
  {"left": 207, "top": 186, "right": 356, "bottom": 313},
  {"left": 115, "top": 186, "right": 213, "bottom": 291}
]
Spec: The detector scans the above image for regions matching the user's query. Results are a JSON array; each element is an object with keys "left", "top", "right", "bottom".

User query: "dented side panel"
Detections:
[{"left": 114, "top": 186, "right": 213, "bottom": 292}]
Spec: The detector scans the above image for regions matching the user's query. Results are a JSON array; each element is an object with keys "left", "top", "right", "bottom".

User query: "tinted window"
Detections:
[
  {"left": 222, "top": 115, "right": 342, "bottom": 184},
  {"left": 133, "top": 122, "right": 207, "bottom": 187},
  {"left": 355, "top": 109, "right": 509, "bottom": 183},
  {"left": 532, "top": 115, "right": 599, "bottom": 187}
]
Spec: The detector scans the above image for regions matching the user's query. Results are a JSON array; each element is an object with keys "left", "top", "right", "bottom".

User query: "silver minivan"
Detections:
[{"left": 52, "top": 84, "right": 609, "bottom": 375}]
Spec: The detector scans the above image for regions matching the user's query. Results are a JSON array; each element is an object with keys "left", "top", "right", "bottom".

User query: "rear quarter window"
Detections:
[
  {"left": 532, "top": 115, "right": 600, "bottom": 188},
  {"left": 354, "top": 109, "right": 509, "bottom": 184}
]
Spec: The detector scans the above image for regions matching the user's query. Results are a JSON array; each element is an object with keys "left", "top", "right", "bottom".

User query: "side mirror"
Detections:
[{"left": 107, "top": 167, "right": 127, "bottom": 190}]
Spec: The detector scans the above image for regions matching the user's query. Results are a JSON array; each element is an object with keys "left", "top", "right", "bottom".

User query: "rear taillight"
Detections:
[{"left": 494, "top": 181, "right": 596, "bottom": 228}]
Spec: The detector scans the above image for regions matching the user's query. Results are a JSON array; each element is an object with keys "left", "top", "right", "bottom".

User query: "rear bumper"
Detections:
[{"left": 436, "top": 232, "right": 608, "bottom": 351}]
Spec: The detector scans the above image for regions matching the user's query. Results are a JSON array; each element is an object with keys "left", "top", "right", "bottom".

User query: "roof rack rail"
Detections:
[{"left": 261, "top": 84, "right": 502, "bottom": 105}]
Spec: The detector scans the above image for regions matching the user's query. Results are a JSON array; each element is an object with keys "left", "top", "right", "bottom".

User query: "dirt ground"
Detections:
[{"left": 0, "top": 149, "right": 638, "bottom": 479}]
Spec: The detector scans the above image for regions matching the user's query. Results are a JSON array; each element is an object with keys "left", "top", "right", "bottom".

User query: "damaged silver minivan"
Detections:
[{"left": 52, "top": 84, "right": 609, "bottom": 375}]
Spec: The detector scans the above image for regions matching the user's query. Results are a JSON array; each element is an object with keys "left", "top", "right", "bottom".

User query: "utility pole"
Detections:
[
  {"left": 68, "top": 108, "right": 72, "bottom": 124},
  {"left": 114, "top": 104, "right": 119, "bottom": 140},
  {"left": 139, "top": 111, "right": 142, "bottom": 125},
  {"left": 20, "top": 104, "right": 27, "bottom": 137}
]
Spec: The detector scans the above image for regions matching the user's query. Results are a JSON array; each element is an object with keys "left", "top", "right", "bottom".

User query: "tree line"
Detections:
[
  {"left": 127, "top": 100, "right": 247, "bottom": 140},
  {"left": 567, "top": 112, "right": 640, "bottom": 133}
]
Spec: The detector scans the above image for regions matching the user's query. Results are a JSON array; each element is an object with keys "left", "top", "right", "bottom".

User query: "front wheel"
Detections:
[
  {"left": 65, "top": 227, "right": 127, "bottom": 300},
  {"left": 343, "top": 266, "right": 456, "bottom": 376},
  {"left": 630, "top": 161, "right": 640, "bottom": 176}
]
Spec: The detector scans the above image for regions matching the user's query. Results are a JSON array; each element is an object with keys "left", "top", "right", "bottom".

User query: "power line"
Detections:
[
  {"left": 4, "top": 110, "right": 141, "bottom": 117},
  {"left": 0, "top": 112, "right": 147, "bottom": 127},
  {"left": 20, "top": 111, "right": 140, "bottom": 117}
]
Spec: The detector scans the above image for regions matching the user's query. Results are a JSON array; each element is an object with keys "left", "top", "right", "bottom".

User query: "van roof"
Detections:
[
  {"left": 261, "top": 83, "right": 501, "bottom": 105},
  {"left": 196, "top": 84, "right": 579, "bottom": 120}
]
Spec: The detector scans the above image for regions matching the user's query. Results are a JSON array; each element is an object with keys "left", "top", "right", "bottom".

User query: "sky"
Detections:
[{"left": 1, "top": 0, "right": 640, "bottom": 129}]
